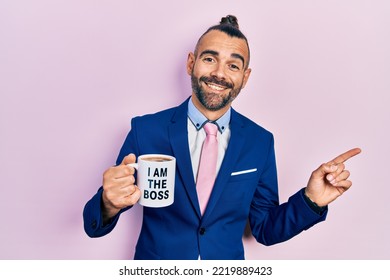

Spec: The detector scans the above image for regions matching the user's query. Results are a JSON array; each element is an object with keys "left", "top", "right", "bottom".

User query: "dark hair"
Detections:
[{"left": 195, "top": 15, "right": 250, "bottom": 68}]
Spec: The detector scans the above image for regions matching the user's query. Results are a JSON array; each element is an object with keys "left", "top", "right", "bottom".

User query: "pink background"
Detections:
[{"left": 1, "top": 0, "right": 389, "bottom": 259}]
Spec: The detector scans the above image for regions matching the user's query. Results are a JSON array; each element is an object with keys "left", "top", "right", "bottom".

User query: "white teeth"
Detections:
[{"left": 207, "top": 83, "right": 225, "bottom": 91}]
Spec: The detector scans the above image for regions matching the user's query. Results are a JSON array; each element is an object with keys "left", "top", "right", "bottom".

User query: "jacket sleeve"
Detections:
[
  {"left": 249, "top": 135, "right": 328, "bottom": 246},
  {"left": 83, "top": 187, "right": 123, "bottom": 237}
]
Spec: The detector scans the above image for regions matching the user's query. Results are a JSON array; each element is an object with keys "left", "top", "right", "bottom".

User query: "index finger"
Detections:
[{"left": 329, "top": 148, "right": 362, "bottom": 164}]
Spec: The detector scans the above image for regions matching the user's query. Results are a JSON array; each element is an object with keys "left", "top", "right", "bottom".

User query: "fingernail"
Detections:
[
  {"left": 326, "top": 174, "right": 334, "bottom": 182},
  {"left": 331, "top": 165, "right": 337, "bottom": 171}
]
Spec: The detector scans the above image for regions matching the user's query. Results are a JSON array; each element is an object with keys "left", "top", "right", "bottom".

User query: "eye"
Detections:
[
  {"left": 229, "top": 64, "right": 240, "bottom": 71},
  {"left": 203, "top": 57, "right": 215, "bottom": 63}
]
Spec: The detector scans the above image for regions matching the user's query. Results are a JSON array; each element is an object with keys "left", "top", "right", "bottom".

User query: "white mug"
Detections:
[{"left": 128, "top": 154, "right": 176, "bottom": 207}]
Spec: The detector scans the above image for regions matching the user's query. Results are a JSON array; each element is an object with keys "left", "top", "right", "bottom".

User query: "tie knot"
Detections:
[{"left": 204, "top": 122, "right": 218, "bottom": 136}]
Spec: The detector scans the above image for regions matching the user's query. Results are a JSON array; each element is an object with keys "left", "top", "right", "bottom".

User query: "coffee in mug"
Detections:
[
  {"left": 128, "top": 154, "right": 176, "bottom": 207},
  {"left": 142, "top": 156, "right": 173, "bottom": 162}
]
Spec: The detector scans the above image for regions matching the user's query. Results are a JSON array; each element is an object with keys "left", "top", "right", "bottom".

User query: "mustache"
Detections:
[{"left": 199, "top": 76, "right": 233, "bottom": 89}]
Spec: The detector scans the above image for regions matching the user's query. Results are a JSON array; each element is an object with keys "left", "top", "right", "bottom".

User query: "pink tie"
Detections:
[{"left": 196, "top": 122, "right": 218, "bottom": 215}]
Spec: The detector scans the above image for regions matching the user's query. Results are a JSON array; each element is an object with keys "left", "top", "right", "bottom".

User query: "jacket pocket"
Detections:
[{"left": 229, "top": 169, "right": 258, "bottom": 182}]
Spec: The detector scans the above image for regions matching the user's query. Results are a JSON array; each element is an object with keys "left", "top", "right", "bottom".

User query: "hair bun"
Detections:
[{"left": 220, "top": 15, "right": 239, "bottom": 29}]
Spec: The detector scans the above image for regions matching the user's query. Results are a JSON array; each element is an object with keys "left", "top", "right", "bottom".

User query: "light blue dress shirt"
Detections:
[{"left": 187, "top": 98, "right": 231, "bottom": 182}]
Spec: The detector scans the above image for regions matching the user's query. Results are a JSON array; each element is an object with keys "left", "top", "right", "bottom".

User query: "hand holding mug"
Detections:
[{"left": 102, "top": 154, "right": 141, "bottom": 221}]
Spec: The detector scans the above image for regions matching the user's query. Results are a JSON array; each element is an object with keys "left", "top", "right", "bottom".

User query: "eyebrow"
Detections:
[{"left": 199, "top": 49, "right": 245, "bottom": 67}]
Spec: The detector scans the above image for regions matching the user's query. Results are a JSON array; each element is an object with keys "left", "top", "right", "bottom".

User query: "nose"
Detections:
[{"left": 210, "top": 63, "right": 226, "bottom": 80}]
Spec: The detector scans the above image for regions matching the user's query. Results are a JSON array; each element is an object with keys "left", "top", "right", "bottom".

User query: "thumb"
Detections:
[
  {"left": 312, "top": 163, "right": 338, "bottom": 179},
  {"left": 121, "top": 153, "right": 136, "bottom": 165}
]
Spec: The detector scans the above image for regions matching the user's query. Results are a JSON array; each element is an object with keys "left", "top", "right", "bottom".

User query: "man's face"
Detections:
[{"left": 187, "top": 30, "right": 251, "bottom": 112}]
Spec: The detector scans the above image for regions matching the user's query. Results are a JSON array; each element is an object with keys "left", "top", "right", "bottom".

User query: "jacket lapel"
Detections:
[
  {"left": 202, "top": 109, "right": 246, "bottom": 221},
  {"left": 168, "top": 99, "right": 202, "bottom": 218}
]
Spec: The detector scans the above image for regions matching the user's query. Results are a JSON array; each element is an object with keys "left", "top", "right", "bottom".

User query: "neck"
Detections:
[{"left": 191, "top": 94, "right": 230, "bottom": 121}]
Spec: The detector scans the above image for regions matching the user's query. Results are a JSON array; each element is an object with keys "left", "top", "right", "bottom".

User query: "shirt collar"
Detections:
[{"left": 187, "top": 97, "right": 230, "bottom": 133}]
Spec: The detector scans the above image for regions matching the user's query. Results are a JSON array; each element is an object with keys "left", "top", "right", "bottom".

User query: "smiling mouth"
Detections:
[{"left": 205, "top": 82, "right": 227, "bottom": 91}]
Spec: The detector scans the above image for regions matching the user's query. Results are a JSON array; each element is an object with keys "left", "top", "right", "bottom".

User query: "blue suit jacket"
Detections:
[{"left": 83, "top": 98, "right": 327, "bottom": 259}]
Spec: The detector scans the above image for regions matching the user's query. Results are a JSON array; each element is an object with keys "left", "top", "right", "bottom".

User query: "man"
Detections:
[{"left": 83, "top": 15, "right": 361, "bottom": 260}]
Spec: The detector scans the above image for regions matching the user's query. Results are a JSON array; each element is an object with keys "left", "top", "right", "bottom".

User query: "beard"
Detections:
[{"left": 191, "top": 73, "right": 243, "bottom": 112}]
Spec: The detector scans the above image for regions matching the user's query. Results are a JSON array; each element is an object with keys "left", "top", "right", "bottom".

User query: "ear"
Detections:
[
  {"left": 241, "top": 68, "right": 252, "bottom": 89},
  {"left": 186, "top": 52, "right": 195, "bottom": 75}
]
